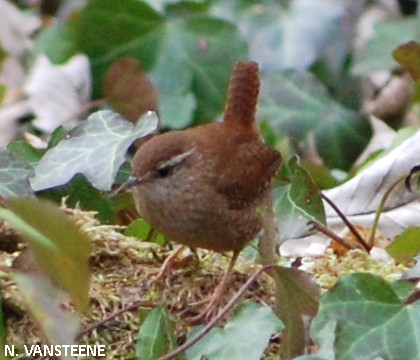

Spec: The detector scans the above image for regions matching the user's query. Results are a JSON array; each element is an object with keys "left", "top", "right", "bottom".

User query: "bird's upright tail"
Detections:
[{"left": 223, "top": 61, "right": 260, "bottom": 135}]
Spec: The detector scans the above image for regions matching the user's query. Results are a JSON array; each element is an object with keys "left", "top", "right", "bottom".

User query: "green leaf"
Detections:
[
  {"left": 77, "top": 0, "right": 165, "bottom": 97},
  {"left": 13, "top": 272, "right": 80, "bottom": 360},
  {"left": 7, "top": 141, "right": 43, "bottom": 167},
  {"left": 0, "top": 46, "right": 6, "bottom": 68},
  {"left": 30, "top": 110, "right": 158, "bottom": 192},
  {"left": 311, "top": 273, "right": 420, "bottom": 360},
  {"left": 212, "top": 0, "right": 284, "bottom": 71},
  {"left": 0, "top": 148, "right": 34, "bottom": 198},
  {"left": 390, "top": 280, "right": 416, "bottom": 302},
  {"left": 274, "top": 156, "right": 325, "bottom": 241},
  {"left": 393, "top": 41, "right": 420, "bottom": 102},
  {"left": 48, "top": 126, "right": 68, "bottom": 149},
  {"left": 0, "top": 198, "right": 91, "bottom": 311},
  {"left": 150, "top": 15, "right": 247, "bottom": 128},
  {"left": 124, "top": 219, "right": 151, "bottom": 239},
  {"left": 273, "top": 267, "right": 320, "bottom": 358},
  {"left": 182, "top": 17, "right": 247, "bottom": 123},
  {"left": 33, "top": 22, "right": 79, "bottom": 64},
  {"left": 136, "top": 306, "right": 180, "bottom": 360},
  {"left": 0, "top": 85, "right": 6, "bottom": 105},
  {"left": 299, "top": 160, "right": 339, "bottom": 190},
  {"left": 276, "top": 266, "right": 320, "bottom": 317},
  {"left": 186, "top": 302, "right": 284, "bottom": 360},
  {"left": 387, "top": 227, "right": 420, "bottom": 264},
  {"left": 353, "top": 17, "right": 420, "bottom": 75},
  {"left": 76, "top": 0, "right": 247, "bottom": 126},
  {"left": 260, "top": 71, "right": 371, "bottom": 170},
  {"left": 124, "top": 219, "right": 166, "bottom": 245},
  {"left": 41, "top": 175, "right": 116, "bottom": 223},
  {"left": 212, "top": 0, "right": 358, "bottom": 73}
]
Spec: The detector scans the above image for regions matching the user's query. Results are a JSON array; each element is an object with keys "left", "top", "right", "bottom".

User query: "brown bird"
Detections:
[{"left": 121, "top": 61, "right": 281, "bottom": 321}]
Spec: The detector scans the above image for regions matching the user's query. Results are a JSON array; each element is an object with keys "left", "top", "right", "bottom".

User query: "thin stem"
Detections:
[
  {"left": 322, "top": 193, "right": 371, "bottom": 252},
  {"left": 155, "top": 264, "right": 277, "bottom": 360},
  {"left": 405, "top": 289, "right": 420, "bottom": 305},
  {"left": 368, "top": 174, "right": 407, "bottom": 246},
  {"left": 76, "top": 300, "right": 154, "bottom": 341},
  {"left": 404, "top": 165, "right": 420, "bottom": 192},
  {"left": 310, "top": 221, "right": 353, "bottom": 250}
]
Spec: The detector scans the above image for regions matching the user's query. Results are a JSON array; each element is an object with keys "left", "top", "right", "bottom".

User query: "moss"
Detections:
[
  {"left": 304, "top": 248, "right": 408, "bottom": 291},
  {"left": 2, "top": 203, "right": 272, "bottom": 360},
  {"left": 1, "top": 203, "right": 409, "bottom": 359}
]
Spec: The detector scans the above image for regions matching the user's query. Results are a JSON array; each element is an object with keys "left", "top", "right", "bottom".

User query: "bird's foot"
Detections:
[{"left": 148, "top": 246, "right": 197, "bottom": 286}]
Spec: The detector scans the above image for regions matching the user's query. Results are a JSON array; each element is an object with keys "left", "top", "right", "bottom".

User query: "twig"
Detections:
[
  {"left": 76, "top": 300, "right": 154, "bottom": 341},
  {"left": 405, "top": 288, "right": 420, "bottom": 305},
  {"left": 321, "top": 193, "right": 371, "bottom": 252},
  {"left": 310, "top": 221, "right": 353, "bottom": 250},
  {"left": 155, "top": 264, "right": 277, "bottom": 360}
]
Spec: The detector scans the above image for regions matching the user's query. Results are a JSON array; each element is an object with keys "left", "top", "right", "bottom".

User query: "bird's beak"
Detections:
[{"left": 110, "top": 175, "right": 141, "bottom": 198}]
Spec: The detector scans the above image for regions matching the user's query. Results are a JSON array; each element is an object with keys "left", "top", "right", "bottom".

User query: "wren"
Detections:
[{"left": 125, "top": 61, "right": 281, "bottom": 320}]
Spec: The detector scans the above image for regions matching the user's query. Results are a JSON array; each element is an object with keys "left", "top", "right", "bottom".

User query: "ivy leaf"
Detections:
[
  {"left": 353, "top": 17, "right": 420, "bottom": 75},
  {"left": 387, "top": 227, "right": 420, "bottom": 264},
  {"left": 212, "top": 0, "right": 362, "bottom": 74},
  {"left": 274, "top": 156, "right": 325, "bottom": 242},
  {"left": 77, "top": 0, "right": 164, "bottom": 87},
  {"left": 149, "top": 15, "right": 247, "bottom": 128},
  {"left": 30, "top": 110, "right": 158, "bottom": 192},
  {"left": 0, "top": 148, "right": 34, "bottom": 199},
  {"left": 41, "top": 175, "right": 116, "bottom": 223},
  {"left": 186, "top": 302, "right": 284, "bottom": 360},
  {"left": 260, "top": 71, "right": 371, "bottom": 170},
  {"left": 7, "top": 141, "right": 43, "bottom": 167},
  {"left": 33, "top": 22, "right": 79, "bottom": 64},
  {"left": 0, "top": 198, "right": 91, "bottom": 311},
  {"left": 136, "top": 306, "right": 180, "bottom": 360},
  {"left": 76, "top": 0, "right": 247, "bottom": 127},
  {"left": 311, "top": 273, "right": 420, "bottom": 360}
]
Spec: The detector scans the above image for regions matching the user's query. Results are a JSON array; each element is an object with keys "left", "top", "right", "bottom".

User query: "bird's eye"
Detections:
[
  {"left": 155, "top": 148, "right": 195, "bottom": 179},
  {"left": 156, "top": 165, "right": 173, "bottom": 178}
]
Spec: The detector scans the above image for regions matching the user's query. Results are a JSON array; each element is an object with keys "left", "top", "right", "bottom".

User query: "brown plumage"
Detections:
[{"left": 128, "top": 61, "right": 281, "bottom": 320}]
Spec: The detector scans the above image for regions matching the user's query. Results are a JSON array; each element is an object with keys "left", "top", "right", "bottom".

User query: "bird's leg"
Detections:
[
  {"left": 149, "top": 245, "right": 187, "bottom": 284},
  {"left": 191, "top": 249, "right": 241, "bottom": 323}
]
